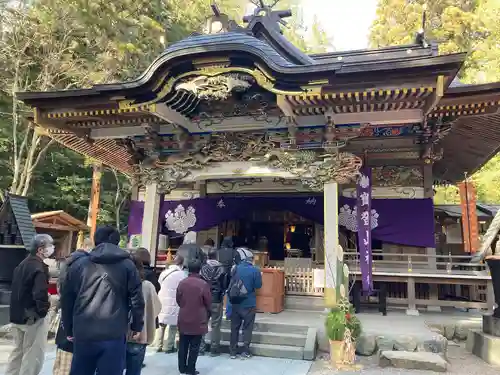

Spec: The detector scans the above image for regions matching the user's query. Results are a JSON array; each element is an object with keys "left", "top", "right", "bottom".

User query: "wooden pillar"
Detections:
[
  {"left": 87, "top": 163, "right": 102, "bottom": 242},
  {"left": 141, "top": 183, "right": 163, "bottom": 266},
  {"left": 324, "top": 182, "right": 340, "bottom": 308},
  {"left": 423, "top": 163, "right": 439, "bottom": 313}
]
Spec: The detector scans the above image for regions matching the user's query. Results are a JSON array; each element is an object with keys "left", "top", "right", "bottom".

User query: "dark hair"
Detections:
[
  {"left": 174, "top": 254, "right": 184, "bottom": 267},
  {"left": 187, "top": 259, "right": 201, "bottom": 274},
  {"left": 205, "top": 238, "right": 215, "bottom": 247},
  {"left": 94, "top": 226, "right": 120, "bottom": 246},
  {"left": 135, "top": 247, "right": 151, "bottom": 265},
  {"left": 131, "top": 254, "right": 145, "bottom": 281},
  {"left": 208, "top": 249, "right": 218, "bottom": 260}
]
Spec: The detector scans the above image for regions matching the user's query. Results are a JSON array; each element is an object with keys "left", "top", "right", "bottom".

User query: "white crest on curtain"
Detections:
[
  {"left": 338, "top": 204, "right": 379, "bottom": 232},
  {"left": 165, "top": 204, "right": 197, "bottom": 234}
]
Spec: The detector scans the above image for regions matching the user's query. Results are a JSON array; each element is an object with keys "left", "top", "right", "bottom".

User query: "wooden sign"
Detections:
[{"left": 458, "top": 181, "right": 479, "bottom": 253}]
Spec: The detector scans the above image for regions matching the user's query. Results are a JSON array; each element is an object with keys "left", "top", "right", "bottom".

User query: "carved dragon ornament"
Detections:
[{"left": 133, "top": 133, "right": 362, "bottom": 194}]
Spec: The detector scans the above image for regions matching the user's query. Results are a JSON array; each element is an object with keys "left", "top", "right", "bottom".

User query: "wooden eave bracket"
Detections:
[
  {"left": 276, "top": 95, "right": 296, "bottom": 119},
  {"left": 151, "top": 103, "right": 198, "bottom": 133},
  {"left": 424, "top": 75, "right": 445, "bottom": 116}
]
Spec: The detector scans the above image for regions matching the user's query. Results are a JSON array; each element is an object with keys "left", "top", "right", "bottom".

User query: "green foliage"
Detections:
[
  {"left": 369, "top": 0, "right": 500, "bottom": 83},
  {"left": 325, "top": 299, "right": 361, "bottom": 341}
]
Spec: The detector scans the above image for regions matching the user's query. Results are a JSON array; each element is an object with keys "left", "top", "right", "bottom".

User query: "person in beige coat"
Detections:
[{"left": 126, "top": 254, "right": 161, "bottom": 375}]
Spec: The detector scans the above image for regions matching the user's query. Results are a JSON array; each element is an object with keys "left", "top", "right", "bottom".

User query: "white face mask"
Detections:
[{"left": 42, "top": 245, "right": 55, "bottom": 258}]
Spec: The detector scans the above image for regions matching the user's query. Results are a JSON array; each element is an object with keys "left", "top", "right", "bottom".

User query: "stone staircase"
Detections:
[
  {"left": 0, "top": 289, "right": 10, "bottom": 326},
  {"left": 204, "top": 319, "right": 317, "bottom": 360}
]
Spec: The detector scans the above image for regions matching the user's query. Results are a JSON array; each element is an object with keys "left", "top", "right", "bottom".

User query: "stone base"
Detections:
[
  {"left": 406, "top": 309, "right": 419, "bottom": 316},
  {"left": 466, "top": 329, "right": 500, "bottom": 366},
  {"left": 483, "top": 314, "right": 500, "bottom": 337},
  {"left": 379, "top": 351, "right": 447, "bottom": 372}
]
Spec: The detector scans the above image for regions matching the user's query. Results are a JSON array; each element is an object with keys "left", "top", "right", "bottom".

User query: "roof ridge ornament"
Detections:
[
  {"left": 244, "top": 0, "right": 292, "bottom": 34},
  {"left": 203, "top": 2, "right": 246, "bottom": 34}
]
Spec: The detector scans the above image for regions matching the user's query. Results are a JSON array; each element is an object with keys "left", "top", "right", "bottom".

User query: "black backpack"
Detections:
[{"left": 228, "top": 267, "right": 248, "bottom": 304}]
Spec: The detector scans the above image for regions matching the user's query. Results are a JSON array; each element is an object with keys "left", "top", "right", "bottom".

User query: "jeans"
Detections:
[
  {"left": 70, "top": 337, "right": 126, "bottom": 375},
  {"left": 178, "top": 334, "right": 202, "bottom": 375},
  {"left": 200, "top": 301, "right": 223, "bottom": 354},
  {"left": 229, "top": 306, "right": 256, "bottom": 355},
  {"left": 125, "top": 343, "right": 147, "bottom": 375}
]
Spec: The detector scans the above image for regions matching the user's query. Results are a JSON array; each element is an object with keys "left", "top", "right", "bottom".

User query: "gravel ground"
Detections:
[{"left": 307, "top": 343, "right": 500, "bottom": 375}]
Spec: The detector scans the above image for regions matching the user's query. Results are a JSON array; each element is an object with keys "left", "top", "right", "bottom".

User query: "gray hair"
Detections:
[
  {"left": 183, "top": 231, "right": 196, "bottom": 245},
  {"left": 29, "top": 234, "right": 54, "bottom": 255}
]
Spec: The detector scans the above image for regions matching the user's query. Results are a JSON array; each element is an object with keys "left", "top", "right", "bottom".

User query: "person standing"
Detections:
[
  {"left": 53, "top": 237, "right": 93, "bottom": 375},
  {"left": 177, "top": 232, "right": 206, "bottom": 269},
  {"left": 200, "top": 238, "right": 215, "bottom": 257},
  {"left": 125, "top": 254, "right": 161, "bottom": 375},
  {"left": 134, "top": 247, "right": 160, "bottom": 292},
  {"left": 199, "top": 249, "right": 227, "bottom": 356},
  {"left": 5, "top": 234, "right": 53, "bottom": 375},
  {"left": 176, "top": 260, "right": 211, "bottom": 375},
  {"left": 61, "top": 226, "right": 144, "bottom": 375},
  {"left": 229, "top": 248, "right": 262, "bottom": 359},
  {"left": 156, "top": 255, "right": 186, "bottom": 353}
]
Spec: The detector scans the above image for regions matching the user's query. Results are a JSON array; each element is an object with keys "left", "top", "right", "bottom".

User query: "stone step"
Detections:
[
  {"left": 466, "top": 329, "right": 500, "bottom": 366},
  {"left": 206, "top": 329, "right": 307, "bottom": 347},
  {"left": 210, "top": 340, "right": 305, "bottom": 360},
  {"left": 0, "top": 305, "right": 9, "bottom": 327},
  {"left": 379, "top": 350, "right": 448, "bottom": 372},
  {"left": 220, "top": 319, "right": 309, "bottom": 335}
]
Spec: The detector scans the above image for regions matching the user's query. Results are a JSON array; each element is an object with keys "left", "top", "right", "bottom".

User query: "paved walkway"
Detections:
[{"left": 0, "top": 342, "right": 313, "bottom": 375}]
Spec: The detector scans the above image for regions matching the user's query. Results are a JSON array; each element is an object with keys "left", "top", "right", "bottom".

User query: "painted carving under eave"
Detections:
[
  {"left": 133, "top": 132, "right": 362, "bottom": 193},
  {"left": 176, "top": 73, "right": 253, "bottom": 101}
]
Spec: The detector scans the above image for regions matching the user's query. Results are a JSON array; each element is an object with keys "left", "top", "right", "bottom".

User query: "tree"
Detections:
[{"left": 369, "top": 0, "right": 499, "bottom": 83}]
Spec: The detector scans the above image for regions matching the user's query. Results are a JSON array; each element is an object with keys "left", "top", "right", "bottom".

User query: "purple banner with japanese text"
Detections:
[
  {"left": 356, "top": 167, "right": 373, "bottom": 292},
  {"left": 127, "top": 195, "right": 435, "bottom": 249}
]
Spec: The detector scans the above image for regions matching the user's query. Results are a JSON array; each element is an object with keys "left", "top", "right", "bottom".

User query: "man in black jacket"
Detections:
[
  {"left": 60, "top": 226, "right": 144, "bottom": 375},
  {"left": 6, "top": 233, "right": 53, "bottom": 375},
  {"left": 199, "top": 249, "right": 228, "bottom": 356}
]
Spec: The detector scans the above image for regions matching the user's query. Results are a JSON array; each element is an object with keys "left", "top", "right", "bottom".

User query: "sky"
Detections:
[
  {"left": 246, "top": 0, "right": 378, "bottom": 51},
  {"left": 302, "top": 0, "right": 378, "bottom": 51}
]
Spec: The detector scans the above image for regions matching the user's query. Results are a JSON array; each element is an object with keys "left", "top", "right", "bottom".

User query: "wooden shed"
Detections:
[{"left": 31, "top": 211, "right": 88, "bottom": 259}]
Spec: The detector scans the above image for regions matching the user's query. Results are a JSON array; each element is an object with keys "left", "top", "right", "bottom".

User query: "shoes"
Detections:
[
  {"left": 181, "top": 371, "right": 199, "bottom": 375},
  {"left": 157, "top": 347, "right": 163, "bottom": 353},
  {"left": 209, "top": 351, "right": 220, "bottom": 357},
  {"left": 165, "top": 348, "right": 177, "bottom": 354},
  {"left": 230, "top": 354, "right": 238, "bottom": 359},
  {"left": 241, "top": 352, "right": 252, "bottom": 359},
  {"left": 142, "top": 363, "right": 146, "bottom": 368}
]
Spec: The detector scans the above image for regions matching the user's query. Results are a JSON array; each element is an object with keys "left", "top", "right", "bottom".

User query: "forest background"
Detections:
[{"left": 0, "top": 0, "right": 499, "bottom": 233}]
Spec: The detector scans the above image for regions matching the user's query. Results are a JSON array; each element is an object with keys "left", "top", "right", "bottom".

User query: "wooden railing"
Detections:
[{"left": 269, "top": 252, "right": 493, "bottom": 313}]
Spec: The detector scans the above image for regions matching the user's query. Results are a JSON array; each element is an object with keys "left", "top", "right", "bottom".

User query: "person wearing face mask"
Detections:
[{"left": 6, "top": 234, "right": 54, "bottom": 375}]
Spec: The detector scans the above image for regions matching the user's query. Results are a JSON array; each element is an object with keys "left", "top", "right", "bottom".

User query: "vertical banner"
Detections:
[
  {"left": 458, "top": 181, "right": 479, "bottom": 253},
  {"left": 356, "top": 167, "right": 373, "bottom": 292}
]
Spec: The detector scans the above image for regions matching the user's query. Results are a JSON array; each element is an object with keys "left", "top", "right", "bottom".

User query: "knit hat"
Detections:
[{"left": 235, "top": 247, "right": 253, "bottom": 263}]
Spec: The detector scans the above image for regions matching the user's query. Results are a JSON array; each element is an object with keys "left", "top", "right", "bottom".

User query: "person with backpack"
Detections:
[
  {"left": 199, "top": 249, "right": 228, "bottom": 356},
  {"left": 228, "top": 248, "right": 262, "bottom": 359},
  {"left": 60, "top": 226, "right": 144, "bottom": 375},
  {"left": 156, "top": 255, "right": 186, "bottom": 353}
]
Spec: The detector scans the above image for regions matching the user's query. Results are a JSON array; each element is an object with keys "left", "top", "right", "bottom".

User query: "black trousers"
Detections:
[
  {"left": 178, "top": 334, "right": 202, "bottom": 375},
  {"left": 229, "top": 306, "right": 256, "bottom": 355}
]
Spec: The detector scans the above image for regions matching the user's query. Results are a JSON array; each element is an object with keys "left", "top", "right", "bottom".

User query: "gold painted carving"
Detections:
[
  {"left": 133, "top": 132, "right": 361, "bottom": 194},
  {"left": 176, "top": 74, "right": 253, "bottom": 101}
]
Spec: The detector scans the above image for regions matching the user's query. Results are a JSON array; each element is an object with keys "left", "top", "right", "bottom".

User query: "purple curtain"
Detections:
[{"left": 128, "top": 195, "right": 435, "bottom": 248}]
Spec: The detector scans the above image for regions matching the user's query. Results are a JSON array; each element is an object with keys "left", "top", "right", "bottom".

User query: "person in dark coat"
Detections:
[
  {"left": 5, "top": 234, "right": 53, "bottom": 375},
  {"left": 176, "top": 260, "right": 211, "bottom": 375},
  {"left": 176, "top": 232, "right": 206, "bottom": 270},
  {"left": 61, "top": 226, "right": 144, "bottom": 375},
  {"left": 199, "top": 249, "right": 228, "bottom": 356},
  {"left": 53, "top": 237, "right": 93, "bottom": 375},
  {"left": 134, "top": 247, "right": 160, "bottom": 292}
]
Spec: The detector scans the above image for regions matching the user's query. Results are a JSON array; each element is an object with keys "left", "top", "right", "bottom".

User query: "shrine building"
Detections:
[{"left": 17, "top": 5, "right": 500, "bottom": 314}]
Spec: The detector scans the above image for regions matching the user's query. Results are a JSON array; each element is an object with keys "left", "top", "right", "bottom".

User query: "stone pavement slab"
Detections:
[{"left": 0, "top": 342, "right": 312, "bottom": 375}]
